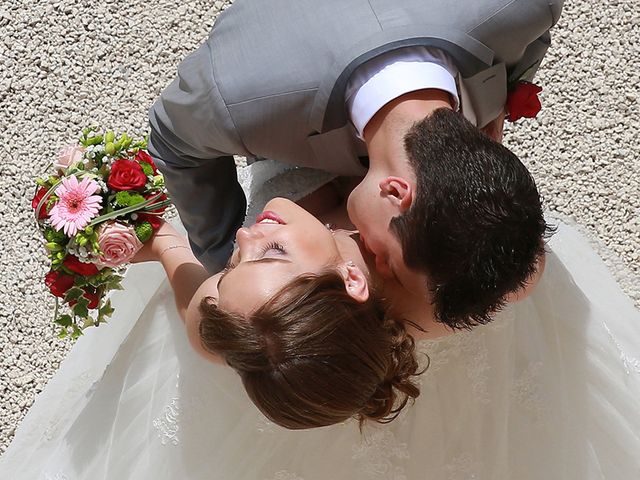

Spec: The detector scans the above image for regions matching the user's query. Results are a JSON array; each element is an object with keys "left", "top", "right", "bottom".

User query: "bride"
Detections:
[
  {"left": 139, "top": 193, "right": 424, "bottom": 430},
  {"left": 1, "top": 161, "right": 639, "bottom": 479}
]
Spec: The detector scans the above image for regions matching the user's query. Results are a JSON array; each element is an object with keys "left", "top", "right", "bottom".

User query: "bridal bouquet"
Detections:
[{"left": 32, "top": 127, "right": 170, "bottom": 339}]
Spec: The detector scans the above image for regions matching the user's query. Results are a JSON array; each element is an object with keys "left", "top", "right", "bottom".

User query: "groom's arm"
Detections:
[
  {"left": 481, "top": 29, "right": 556, "bottom": 144},
  {"left": 148, "top": 42, "right": 248, "bottom": 274}
]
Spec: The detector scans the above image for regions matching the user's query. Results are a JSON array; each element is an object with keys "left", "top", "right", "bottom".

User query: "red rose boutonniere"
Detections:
[{"left": 506, "top": 81, "right": 543, "bottom": 122}]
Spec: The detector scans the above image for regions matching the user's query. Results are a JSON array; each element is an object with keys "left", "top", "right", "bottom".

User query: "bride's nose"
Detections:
[{"left": 235, "top": 227, "right": 264, "bottom": 250}]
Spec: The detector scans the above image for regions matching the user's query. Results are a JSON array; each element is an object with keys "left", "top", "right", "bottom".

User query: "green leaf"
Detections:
[
  {"left": 88, "top": 193, "right": 165, "bottom": 227},
  {"left": 139, "top": 161, "right": 154, "bottom": 176},
  {"left": 114, "top": 191, "right": 145, "bottom": 207},
  {"left": 135, "top": 221, "right": 153, "bottom": 242},
  {"left": 81, "top": 316, "right": 97, "bottom": 329},
  {"left": 58, "top": 328, "right": 69, "bottom": 339},
  {"left": 55, "top": 314, "right": 73, "bottom": 327},
  {"left": 72, "top": 295, "right": 90, "bottom": 318},
  {"left": 44, "top": 228, "right": 67, "bottom": 243},
  {"left": 64, "top": 287, "right": 84, "bottom": 303},
  {"left": 104, "top": 274, "right": 124, "bottom": 291},
  {"left": 71, "top": 325, "right": 83, "bottom": 339},
  {"left": 99, "top": 299, "right": 115, "bottom": 318}
]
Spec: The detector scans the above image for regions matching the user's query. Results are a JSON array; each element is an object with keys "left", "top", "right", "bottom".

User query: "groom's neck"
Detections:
[{"left": 363, "top": 89, "right": 453, "bottom": 173}]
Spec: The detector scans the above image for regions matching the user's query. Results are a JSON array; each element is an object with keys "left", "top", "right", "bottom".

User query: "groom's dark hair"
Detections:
[{"left": 390, "top": 108, "right": 551, "bottom": 329}]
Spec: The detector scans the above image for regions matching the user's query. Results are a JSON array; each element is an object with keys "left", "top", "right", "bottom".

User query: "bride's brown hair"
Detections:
[{"left": 199, "top": 270, "right": 421, "bottom": 430}]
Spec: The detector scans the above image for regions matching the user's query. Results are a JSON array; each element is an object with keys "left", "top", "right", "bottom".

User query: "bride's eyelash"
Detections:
[
  {"left": 260, "top": 241, "right": 286, "bottom": 256},
  {"left": 223, "top": 259, "right": 237, "bottom": 272}
]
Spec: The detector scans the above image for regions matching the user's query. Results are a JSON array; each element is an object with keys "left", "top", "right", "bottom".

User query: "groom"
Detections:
[{"left": 148, "top": 0, "right": 564, "bottom": 328}]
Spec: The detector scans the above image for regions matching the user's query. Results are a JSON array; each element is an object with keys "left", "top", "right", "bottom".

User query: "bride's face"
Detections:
[{"left": 202, "top": 198, "right": 370, "bottom": 315}]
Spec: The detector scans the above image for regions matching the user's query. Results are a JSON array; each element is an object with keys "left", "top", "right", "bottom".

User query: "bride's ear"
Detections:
[
  {"left": 379, "top": 176, "right": 413, "bottom": 212},
  {"left": 339, "top": 262, "right": 370, "bottom": 303}
]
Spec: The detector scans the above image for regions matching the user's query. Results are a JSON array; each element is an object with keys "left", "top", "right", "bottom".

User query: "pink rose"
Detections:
[
  {"left": 96, "top": 221, "right": 143, "bottom": 268},
  {"left": 56, "top": 145, "right": 85, "bottom": 171}
]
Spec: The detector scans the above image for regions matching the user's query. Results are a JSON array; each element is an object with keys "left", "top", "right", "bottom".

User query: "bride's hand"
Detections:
[{"left": 132, "top": 221, "right": 187, "bottom": 263}]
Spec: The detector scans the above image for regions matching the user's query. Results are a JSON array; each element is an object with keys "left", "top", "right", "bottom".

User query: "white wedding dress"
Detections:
[{"left": 2, "top": 162, "right": 639, "bottom": 480}]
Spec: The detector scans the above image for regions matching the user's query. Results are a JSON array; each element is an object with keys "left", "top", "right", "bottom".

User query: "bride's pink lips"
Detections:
[{"left": 255, "top": 211, "right": 286, "bottom": 225}]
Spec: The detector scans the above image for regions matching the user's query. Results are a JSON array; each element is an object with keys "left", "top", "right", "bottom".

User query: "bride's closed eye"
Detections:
[
  {"left": 260, "top": 242, "right": 286, "bottom": 257},
  {"left": 222, "top": 241, "right": 286, "bottom": 274}
]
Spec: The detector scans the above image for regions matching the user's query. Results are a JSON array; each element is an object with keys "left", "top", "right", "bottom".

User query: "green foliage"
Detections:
[
  {"left": 135, "top": 221, "right": 153, "bottom": 242},
  {"left": 54, "top": 314, "right": 73, "bottom": 328},
  {"left": 71, "top": 295, "right": 90, "bottom": 319},
  {"left": 98, "top": 299, "right": 115, "bottom": 324},
  {"left": 44, "top": 228, "right": 66, "bottom": 244},
  {"left": 152, "top": 175, "right": 165, "bottom": 188},
  {"left": 64, "top": 287, "right": 84, "bottom": 303},
  {"left": 114, "top": 191, "right": 145, "bottom": 207},
  {"left": 139, "top": 161, "right": 154, "bottom": 176},
  {"left": 105, "top": 274, "right": 124, "bottom": 291}
]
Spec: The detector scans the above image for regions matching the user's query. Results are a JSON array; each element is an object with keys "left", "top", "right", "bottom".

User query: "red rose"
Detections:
[
  {"left": 44, "top": 270, "right": 75, "bottom": 298},
  {"left": 107, "top": 159, "right": 148, "bottom": 191},
  {"left": 138, "top": 213, "right": 162, "bottom": 230},
  {"left": 135, "top": 150, "right": 157, "bottom": 174},
  {"left": 83, "top": 290, "right": 100, "bottom": 309},
  {"left": 63, "top": 255, "right": 100, "bottom": 276},
  {"left": 69, "top": 289, "right": 100, "bottom": 310},
  {"left": 70, "top": 288, "right": 100, "bottom": 309},
  {"left": 507, "top": 81, "right": 543, "bottom": 122},
  {"left": 32, "top": 187, "right": 52, "bottom": 219},
  {"left": 139, "top": 192, "right": 168, "bottom": 229}
]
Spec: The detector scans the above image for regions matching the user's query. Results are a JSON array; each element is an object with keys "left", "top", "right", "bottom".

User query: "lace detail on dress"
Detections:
[
  {"left": 442, "top": 454, "right": 482, "bottom": 480},
  {"left": 418, "top": 331, "right": 490, "bottom": 404},
  {"left": 510, "top": 361, "right": 548, "bottom": 424},
  {"left": 603, "top": 321, "right": 640, "bottom": 375},
  {"left": 352, "top": 429, "right": 409, "bottom": 480},
  {"left": 42, "top": 370, "right": 93, "bottom": 442},
  {"left": 415, "top": 307, "right": 514, "bottom": 404},
  {"left": 264, "top": 471, "right": 304, "bottom": 480},
  {"left": 153, "top": 397, "right": 180, "bottom": 446},
  {"left": 43, "top": 473, "right": 69, "bottom": 480}
]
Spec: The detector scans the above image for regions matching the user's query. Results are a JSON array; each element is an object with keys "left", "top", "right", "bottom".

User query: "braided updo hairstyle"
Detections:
[{"left": 199, "top": 270, "right": 422, "bottom": 430}]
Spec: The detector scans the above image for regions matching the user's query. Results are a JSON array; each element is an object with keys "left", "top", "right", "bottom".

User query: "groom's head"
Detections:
[{"left": 347, "top": 108, "right": 550, "bottom": 329}]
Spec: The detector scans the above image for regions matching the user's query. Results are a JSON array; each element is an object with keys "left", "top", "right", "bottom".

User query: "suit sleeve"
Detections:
[
  {"left": 148, "top": 41, "right": 248, "bottom": 274},
  {"left": 507, "top": 30, "right": 552, "bottom": 84},
  {"left": 508, "top": 0, "right": 564, "bottom": 83}
]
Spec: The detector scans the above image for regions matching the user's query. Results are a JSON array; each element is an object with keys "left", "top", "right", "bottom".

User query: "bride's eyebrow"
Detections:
[{"left": 216, "top": 258, "right": 292, "bottom": 290}]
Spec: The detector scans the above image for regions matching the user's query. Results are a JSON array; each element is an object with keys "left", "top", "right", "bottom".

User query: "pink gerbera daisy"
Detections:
[{"left": 49, "top": 176, "right": 103, "bottom": 237}]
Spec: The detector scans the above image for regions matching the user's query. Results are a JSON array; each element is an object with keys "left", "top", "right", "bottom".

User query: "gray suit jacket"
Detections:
[{"left": 148, "top": 0, "right": 564, "bottom": 272}]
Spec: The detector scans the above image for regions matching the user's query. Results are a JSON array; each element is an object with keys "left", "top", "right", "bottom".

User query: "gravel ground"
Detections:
[{"left": 0, "top": 0, "right": 638, "bottom": 453}]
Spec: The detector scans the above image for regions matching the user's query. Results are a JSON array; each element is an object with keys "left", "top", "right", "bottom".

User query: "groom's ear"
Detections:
[
  {"left": 339, "top": 262, "right": 370, "bottom": 303},
  {"left": 379, "top": 176, "right": 413, "bottom": 212}
]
